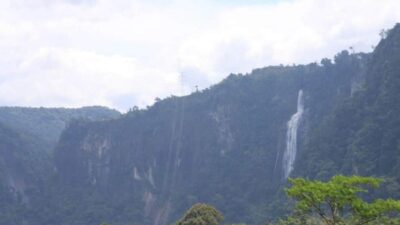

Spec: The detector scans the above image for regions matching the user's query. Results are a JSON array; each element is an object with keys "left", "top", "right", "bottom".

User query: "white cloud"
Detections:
[
  {"left": 0, "top": 47, "right": 181, "bottom": 108},
  {"left": 0, "top": 0, "right": 399, "bottom": 111}
]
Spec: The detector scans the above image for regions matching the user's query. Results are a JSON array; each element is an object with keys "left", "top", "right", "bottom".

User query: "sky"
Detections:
[{"left": 0, "top": 0, "right": 399, "bottom": 111}]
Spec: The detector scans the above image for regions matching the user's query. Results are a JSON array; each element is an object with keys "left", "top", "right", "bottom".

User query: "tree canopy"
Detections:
[
  {"left": 285, "top": 175, "right": 400, "bottom": 225},
  {"left": 174, "top": 203, "right": 224, "bottom": 225}
]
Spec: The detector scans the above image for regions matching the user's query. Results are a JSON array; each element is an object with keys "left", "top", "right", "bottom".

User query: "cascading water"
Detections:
[{"left": 282, "top": 89, "right": 304, "bottom": 179}]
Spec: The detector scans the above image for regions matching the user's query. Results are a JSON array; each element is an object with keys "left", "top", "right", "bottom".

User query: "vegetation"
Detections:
[
  {"left": 295, "top": 24, "right": 400, "bottom": 182},
  {"left": 174, "top": 203, "right": 224, "bottom": 225},
  {"left": 49, "top": 47, "right": 372, "bottom": 225},
  {"left": 174, "top": 176, "right": 400, "bottom": 225},
  {"left": 0, "top": 107, "right": 120, "bottom": 225},
  {"left": 281, "top": 176, "right": 400, "bottom": 225},
  {"left": 1, "top": 24, "right": 400, "bottom": 225},
  {"left": 0, "top": 106, "right": 120, "bottom": 151}
]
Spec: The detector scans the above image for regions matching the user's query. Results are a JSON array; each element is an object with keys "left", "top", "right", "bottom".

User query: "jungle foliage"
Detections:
[{"left": 1, "top": 24, "right": 400, "bottom": 225}]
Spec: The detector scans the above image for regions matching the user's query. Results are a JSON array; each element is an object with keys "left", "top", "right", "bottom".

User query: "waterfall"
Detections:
[{"left": 282, "top": 89, "right": 304, "bottom": 179}]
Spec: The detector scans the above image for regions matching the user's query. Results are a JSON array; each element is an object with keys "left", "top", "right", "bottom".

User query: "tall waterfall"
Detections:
[{"left": 282, "top": 89, "right": 304, "bottom": 179}]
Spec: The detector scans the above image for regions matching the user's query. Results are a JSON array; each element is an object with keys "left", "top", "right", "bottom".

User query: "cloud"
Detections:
[
  {"left": 0, "top": 47, "right": 181, "bottom": 109},
  {"left": 0, "top": 0, "right": 399, "bottom": 111}
]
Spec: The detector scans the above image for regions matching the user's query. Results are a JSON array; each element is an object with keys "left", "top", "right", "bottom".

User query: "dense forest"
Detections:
[
  {"left": 171, "top": 176, "right": 400, "bottom": 225},
  {"left": 0, "top": 106, "right": 120, "bottom": 151},
  {"left": 0, "top": 107, "right": 120, "bottom": 224},
  {"left": 0, "top": 24, "right": 399, "bottom": 225}
]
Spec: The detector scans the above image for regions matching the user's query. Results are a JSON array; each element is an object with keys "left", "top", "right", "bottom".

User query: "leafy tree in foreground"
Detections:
[
  {"left": 285, "top": 175, "right": 400, "bottom": 225},
  {"left": 174, "top": 203, "right": 224, "bottom": 225}
]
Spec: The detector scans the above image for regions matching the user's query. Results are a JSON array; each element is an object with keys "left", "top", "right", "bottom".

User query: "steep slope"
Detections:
[
  {"left": 0, "top": 106, "right": 121, "bottom": 225},
  {"left": 295, "top": 24, "right": 400, "bottom": 187},
  {"left": 0, "top": 123, "right": 47, "bottom": 224},
  {"left": 0, "top": 106, "right": 121, "bottom": 152},
  {"left": 52, "top": 49, "right": 370, "bottom": 224}
]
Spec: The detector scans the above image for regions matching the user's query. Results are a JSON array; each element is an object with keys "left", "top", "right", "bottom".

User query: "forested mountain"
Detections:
[
  {"left": 0, "top": 106, "right": 120, "bottom": 152},
  {"left": 0, "top": 123, "right": 42, "bottom": 224},
  {"left": 1, "top": 24, "right": 399, "bottom": 225},
  {"left": 44, "top": 24, "right": 399, "bottom": 225},
  {"left": 0, "top": 106, "right": 120, "bottom": 224},
  {"left": 295, "top": 24, "right": 400, "bottom": 194}
]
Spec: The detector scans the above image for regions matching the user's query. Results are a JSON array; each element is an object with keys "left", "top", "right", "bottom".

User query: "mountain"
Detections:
[
  {"left": 295, "top": 24, "right": 400, "bottom": 185},
  {"left": 0, "top": 123, "right": 49, "bottom": 224},
  {"left": 0, "top": 106, "right": 121, "bottom": 152},
  {"left": 49, "top": 24, "right": 400, "bottom": 225},
  {"left": 2, "top": 24, "right": 400, "bottom": 225},
  {"left": 0, "top": 106, "right": 120, "bottom": 224}
]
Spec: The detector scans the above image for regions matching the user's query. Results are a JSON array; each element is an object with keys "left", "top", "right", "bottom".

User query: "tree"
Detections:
[
  {"left": 285, "top": 175, "right": 400, "bottom": 225},
  {"left": 174, "top": 203, "right": 224, "bottom": 225},
  {"left": 380, "top": 29, "right": 389, "bottom": 39},
  {"left": 320, "top": 58, "right": 332, "bottom": 67}
]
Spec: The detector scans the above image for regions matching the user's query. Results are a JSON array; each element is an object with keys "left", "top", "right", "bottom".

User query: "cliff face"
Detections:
[
  {"left": 0, "top": 123, "right": 45, "bottom": 224},
  {"left": 1, "top": 23, "right": 394, "bottom": 225},
  {"left": 0, "top": 106, "right": 120, "bottom": 225},
  {"left": 0, "top": 125, "right": 30, "bottom": 194},
  {"left": 53, "top": 49, "right": 370, "bottom": 224},
  {"left": 295, "top": 24, "right": 400, "bottom": 183},
  {"left": 0, "top": 106, "right": 121, "bottom": 152}
]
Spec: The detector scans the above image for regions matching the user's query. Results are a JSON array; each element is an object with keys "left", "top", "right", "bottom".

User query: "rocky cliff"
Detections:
[
  {"left": 2, "top": 23, "right": 400, "bottom": 225},
  {"left": 53, "top": 45, "right": 371, "bottom": 225}
]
